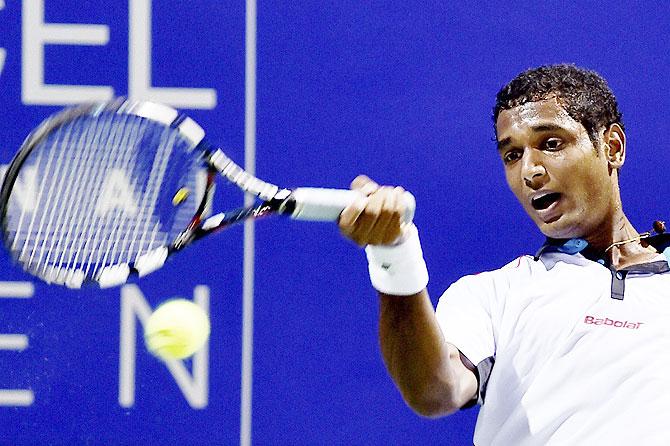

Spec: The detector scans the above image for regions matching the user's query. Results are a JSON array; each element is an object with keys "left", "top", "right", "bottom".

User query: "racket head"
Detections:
[{"left": 0, "top": 99, "right": 212, "bottom": 288}]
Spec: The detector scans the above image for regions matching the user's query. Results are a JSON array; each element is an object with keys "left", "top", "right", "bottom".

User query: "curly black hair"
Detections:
[{"left": 493, "top": 64, "right": 624, "bottom": 145}]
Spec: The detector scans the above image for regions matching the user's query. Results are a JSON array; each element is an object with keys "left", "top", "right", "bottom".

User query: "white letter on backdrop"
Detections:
[{"left": 22, "top": 0, "right": 113, "bottom": 105}]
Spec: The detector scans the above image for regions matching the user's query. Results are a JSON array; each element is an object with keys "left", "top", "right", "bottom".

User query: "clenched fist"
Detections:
[{"left": 339, "top": 175, "right": 409, "bottom": 246}]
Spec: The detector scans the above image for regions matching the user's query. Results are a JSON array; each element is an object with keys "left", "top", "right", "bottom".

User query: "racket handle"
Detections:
[{"left": 289, "top": 187, "right": 415, "bottom": 223}]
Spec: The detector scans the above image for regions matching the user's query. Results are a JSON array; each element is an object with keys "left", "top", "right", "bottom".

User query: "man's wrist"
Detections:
[{"left": 365, "top": 224, "right": 429, "bottom": 296}]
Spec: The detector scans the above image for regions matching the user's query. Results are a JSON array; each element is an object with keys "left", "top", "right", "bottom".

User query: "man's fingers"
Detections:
[
  {"left": 347, "top": 190, "right": 383, "bottom": 245},
  {"left": 350, "top": 175, "right": 379, "bottom": 196},
  {"left": 383, "top": 187, "right": 406, "bottom": 244},
  {"left": 340, "top": 177, "right": 408, "bottom": 246},
  {"left": 339, "top": 193, "right": 368, "bottom": 232},
  {"left": 390, "top": 187, "right": 409, "bottom": 242},
  {"left": 369, "top": 187, "right": 405, "bottom": 245}
]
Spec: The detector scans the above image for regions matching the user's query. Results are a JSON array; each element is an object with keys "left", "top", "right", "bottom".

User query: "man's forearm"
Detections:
[{"left": 379, "top": 289, "right": 477, "bottom": 417}]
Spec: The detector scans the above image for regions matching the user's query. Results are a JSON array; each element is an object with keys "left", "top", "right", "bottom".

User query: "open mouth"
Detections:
[{"left": 531, "top": 192, "right": 561, "bottom": 210}]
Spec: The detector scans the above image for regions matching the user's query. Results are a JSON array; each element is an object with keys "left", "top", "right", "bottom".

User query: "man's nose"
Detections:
[{"left": 522, "top": 152, "right": 547, "bottom": 189}]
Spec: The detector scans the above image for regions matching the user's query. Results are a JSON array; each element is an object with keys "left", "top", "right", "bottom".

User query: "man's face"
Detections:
[{"left": 496, "top": 98, "right": 618, "bottom": 240}]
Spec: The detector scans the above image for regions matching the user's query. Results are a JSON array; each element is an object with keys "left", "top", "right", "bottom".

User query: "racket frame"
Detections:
[
  {"left": 0, "top": 98, "right": 414, "bottom": 288},
  {"left": 0, "top": 99, "right": 296, "bottom": 288}
]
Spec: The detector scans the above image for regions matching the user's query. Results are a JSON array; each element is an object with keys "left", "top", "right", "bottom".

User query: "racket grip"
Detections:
[{"left": 289, "top": 187, "right": 415, "bottom": 223}]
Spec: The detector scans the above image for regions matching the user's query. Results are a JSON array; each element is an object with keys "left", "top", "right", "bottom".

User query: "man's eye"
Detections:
[
  {"left": 503, "top": 150, "right": 522, "bottom": 163},
  {"left": 543, "top": 138, "right": 562, "bottom": 150}
]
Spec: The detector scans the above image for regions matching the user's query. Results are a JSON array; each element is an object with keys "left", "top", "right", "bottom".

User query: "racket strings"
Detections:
[
  {"left": 121, "top": 125, "right": 177, "bottom": 271},
  {"left": 56, "top": 114, "right": 134, "bottom": 278},
  {"left": 39, "top": 114, "right": 107, "bottom": 280},
  {"left": 85, "top": 115, "right": 149, "bottom": 276},
  {"left": 80, "top": 114, "right": 145, "bottom": 278},
  {"left": 5, "top": 114, "right": 193, "bottom": 284},
  {"left": 20, "top": 120, "right": 79, "bottom": 268},
  {"left": 15, "top": 130, "right": 64, "bottom": 261},
  {"left": 41, "top": 117, "right": 112, "bottom": 284},
  {"left": 19, "top": 115, "right": 123, "bottom": 279},
  {"left": 81, "top": 117, "right": 175, "bottom": 277},
  {"left": 9, "top": 156, "right": 42, "bottom": 251}
]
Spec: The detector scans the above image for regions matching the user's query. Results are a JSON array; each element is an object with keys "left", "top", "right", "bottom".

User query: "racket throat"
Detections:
[{"left": 273, "top": 189, "right": 296, "bottom": 215}]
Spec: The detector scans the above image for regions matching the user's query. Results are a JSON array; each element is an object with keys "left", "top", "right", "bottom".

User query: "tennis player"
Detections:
[{"left": 340, "top": 64, "right": 670, "bottom": 444}]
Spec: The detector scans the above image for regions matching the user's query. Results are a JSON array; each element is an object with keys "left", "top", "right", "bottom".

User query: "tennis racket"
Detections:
[{"left": 0, "top": 99, "right": 415, "bottom": 288}]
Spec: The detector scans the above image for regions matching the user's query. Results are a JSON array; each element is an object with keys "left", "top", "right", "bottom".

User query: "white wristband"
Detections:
[{"left": 365, "top": 224, "right": 428, "bottom": 296}]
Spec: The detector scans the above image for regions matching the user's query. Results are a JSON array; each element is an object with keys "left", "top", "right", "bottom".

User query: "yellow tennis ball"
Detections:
[{"left": 144, "top": 299, "right": 210, "bottom": 360}]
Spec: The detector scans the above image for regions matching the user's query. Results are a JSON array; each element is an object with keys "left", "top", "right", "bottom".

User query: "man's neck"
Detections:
[{"left": 585, "top": 214, "right": 660, "bottom": 269}]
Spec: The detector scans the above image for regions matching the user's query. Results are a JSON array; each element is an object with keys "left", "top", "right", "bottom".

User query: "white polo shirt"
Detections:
[{"left": 436, "top": 239, "right": 670, "bottom": 445}]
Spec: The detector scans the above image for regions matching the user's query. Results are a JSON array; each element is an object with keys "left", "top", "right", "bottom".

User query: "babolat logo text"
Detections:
[{"left": 584, "top": 315, "right": 644, "bottom": 329}]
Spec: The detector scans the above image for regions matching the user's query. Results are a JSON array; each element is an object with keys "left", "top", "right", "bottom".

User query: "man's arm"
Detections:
[
  {"left": 379, "top": 290, "right": 478, "bottom": 417},
  {"left": 339, "top": 175, "right": 478, "bottom": 417}
]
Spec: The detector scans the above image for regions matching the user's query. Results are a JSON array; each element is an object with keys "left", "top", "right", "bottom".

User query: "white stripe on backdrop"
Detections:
[{"left": 241, "top": 0, "right": 257, "bottom": 445}]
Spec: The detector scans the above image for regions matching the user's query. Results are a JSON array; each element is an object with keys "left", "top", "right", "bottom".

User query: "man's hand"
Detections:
[
  {"left": 339, "top": 176, "right": 477, "bottom": 416},
  {"left": 339, "top": 175, "right": 409, "bottom": 246}
]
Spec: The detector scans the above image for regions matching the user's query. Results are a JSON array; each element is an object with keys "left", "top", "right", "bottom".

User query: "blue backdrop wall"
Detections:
[{"left": 1, "top": 1, "right": 669, "bottom": 444}]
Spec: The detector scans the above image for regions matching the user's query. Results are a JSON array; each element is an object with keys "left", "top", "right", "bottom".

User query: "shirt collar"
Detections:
[
  {"left": 534, "top": 233, "right": 670, "bottom": 271},
  {"left": 533, "top": 237, "right": 589, "bottom": 261}
]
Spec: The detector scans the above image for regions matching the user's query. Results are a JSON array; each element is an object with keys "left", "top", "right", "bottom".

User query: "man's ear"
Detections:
[{"left": 603, "top": 123, "right": 626, "bottom": 169}]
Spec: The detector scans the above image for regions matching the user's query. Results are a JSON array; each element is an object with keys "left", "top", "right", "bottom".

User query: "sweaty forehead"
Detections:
[{"left": 496, "top": 97, "right": 582, "bottom": 140}]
